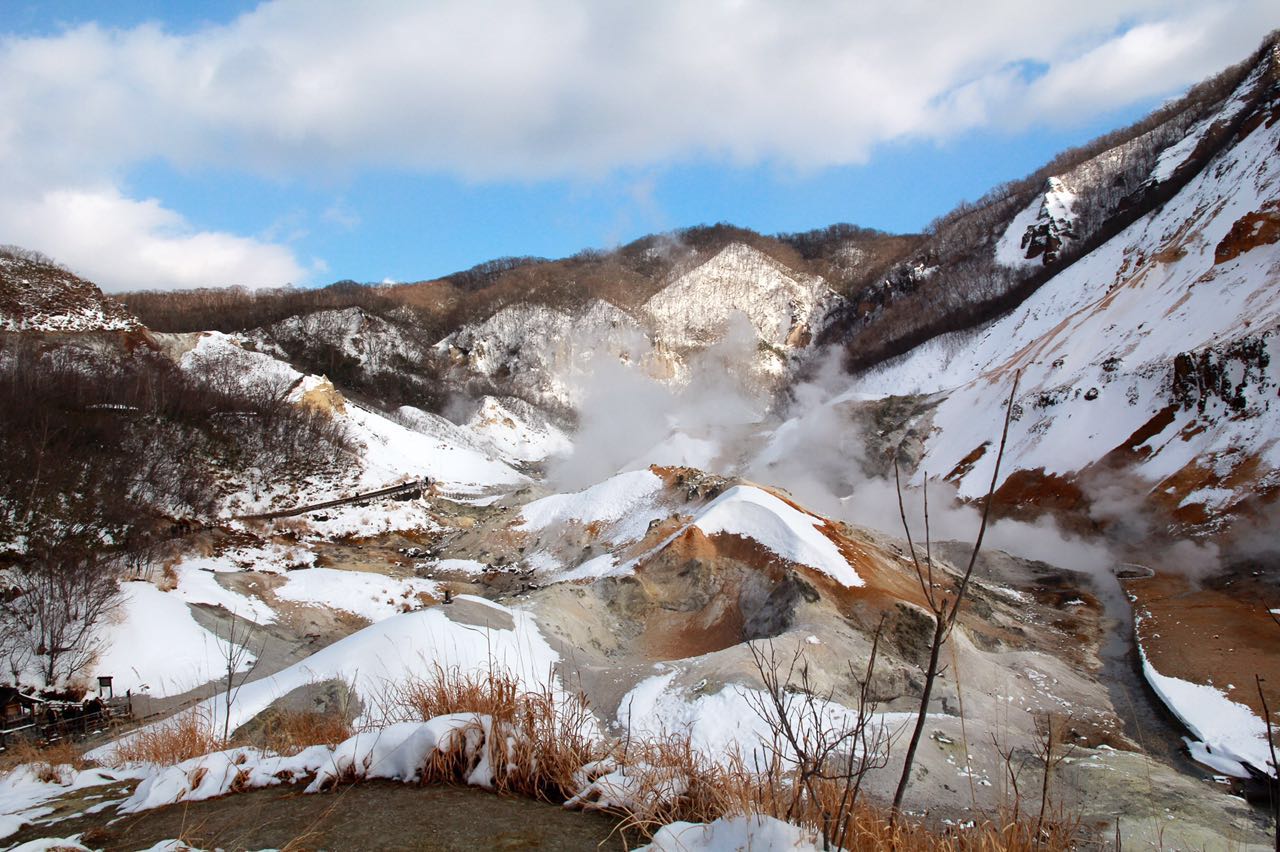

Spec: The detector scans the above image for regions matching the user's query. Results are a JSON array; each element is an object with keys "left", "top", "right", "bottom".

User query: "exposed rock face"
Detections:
[
  {"left": 253, "top": 306, "right": 428, "bottom": 373},
  {"left": 999, "top": 176, "right": 1080, "bottom": 266},
  {"left": 1214, "top": 205, "right": 1280, "bottom": 263},
  {"left": 643, "top": 243, "right": 838, "bottom": 368},
  {"left": 436, "top": 299, "right": 647, "bottom": 409},
  {"left": 435, "top": 244, "right": 843, "bottom": 408},
  {"left": 0, "top": 248, "right": 139, "bottom": 332}
]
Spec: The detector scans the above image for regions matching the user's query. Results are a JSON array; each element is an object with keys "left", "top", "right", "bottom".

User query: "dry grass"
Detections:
[
  {"left": 0, "top": 738, "right": 92, "bottom": 782},
  {"left": 381, "top": 664, "right": 604, "bottom": 802},
  {"left": 109, "top": 709, "right": 222, "bottom": 766},
  {"left": 157, "top": 562, "right": 179, "bottom": 592},
  {"left": 250, "top": 709, "right": 354, "bottom": 757},
  {"left": 77, "top": 665, "right": 1079, "bottom": 849}
]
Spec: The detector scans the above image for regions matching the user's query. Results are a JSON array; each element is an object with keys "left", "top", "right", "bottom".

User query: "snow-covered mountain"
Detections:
[{"left": 643, "top": 243, "right": 837, "bottom": 366}]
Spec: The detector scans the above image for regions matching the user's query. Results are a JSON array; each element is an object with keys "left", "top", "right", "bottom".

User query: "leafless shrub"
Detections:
[
  {"left": 890, "top": 372, "right": 1018, "bottom": 819},
  {"left": 743, "top": 625, "right": 890, "bottom": 850},
  {"left": 0, "top": 738, "right": 91, "bottom": 780}
]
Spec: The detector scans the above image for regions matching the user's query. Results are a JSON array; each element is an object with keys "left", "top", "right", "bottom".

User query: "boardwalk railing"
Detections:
[{"left": 234, "top": 478, "right": 428, "bottom": 521}]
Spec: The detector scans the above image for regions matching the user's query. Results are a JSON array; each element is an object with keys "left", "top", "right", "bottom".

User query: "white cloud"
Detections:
[
  {"left": 0, "top": 186, "right": 304, "bottom": 292},
  {"left": 0, "top": 0, "right": 1277, "bottom": 289}
]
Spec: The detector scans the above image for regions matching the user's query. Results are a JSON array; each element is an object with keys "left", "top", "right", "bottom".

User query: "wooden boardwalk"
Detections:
[{"left": 234, "top": 478, "right": 427, "bottom": 521}]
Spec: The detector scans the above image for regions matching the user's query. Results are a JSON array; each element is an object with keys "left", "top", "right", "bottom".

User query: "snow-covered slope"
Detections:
[
  {"left": 179, "top": 333, "right": 527, "bottom": 512},
  {"left": 853, "top": 53, "right": 1280, "bottom": 528},
  {"left": 437, "top": 243, "right": 843, "bottom": 408},
  {"left": 251, "top": 306, "right": 426, "bottom": 371},
  {"left": 438, "top": 299, "right": 648, "bottom": 409},
  {"left": 514, "top": 468, "right": 864, "bottom": 588}
]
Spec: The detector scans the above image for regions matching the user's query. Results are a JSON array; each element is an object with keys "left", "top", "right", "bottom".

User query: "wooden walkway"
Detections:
[{"left": 234, "top": 478, "right": 428, "bottom": 521}]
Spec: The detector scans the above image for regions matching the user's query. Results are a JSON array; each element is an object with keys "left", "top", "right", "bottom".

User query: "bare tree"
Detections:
[
  {"left": 218, "top": 610, "right": 263, "bottom": 744},
  {"left": 1258, "top": 607, "right": 1280, "bottom": 852},
  {"left": 744, "top": 619, "right": 891, "bottom": 851},
  {"left": 1, "top": 546, "right": 122, "bottom": 686},
  {"left": 890, "top": 371, "right": 1019, "bottom": 819},
  {"left": 1031, "top": 712, "right": 1076, "bottom": 844}
]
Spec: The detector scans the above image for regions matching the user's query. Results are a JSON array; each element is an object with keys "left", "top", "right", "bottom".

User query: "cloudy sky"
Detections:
[{"left": 3, "top": 0, "right": 1278, "bottom": 292}]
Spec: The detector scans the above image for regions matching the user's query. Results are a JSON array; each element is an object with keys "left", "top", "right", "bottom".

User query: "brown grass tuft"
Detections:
[
  {"left": 0, "top": 738, "right": 92, "bottom": 782},
  {"left": 252, "top": 709, "right": 354, "bottom": 756},
  {"left": 377, "top": 665, "right": 1082, "bottom": 849},
  {"left": 157, "top": 562, "right": 179, "bottom": 592},
  {"left": 380, "top": 665, "right": 603, "bottom": 802},
  {"left": 109, "top": 709, "right": 222, "bottom": 766}
]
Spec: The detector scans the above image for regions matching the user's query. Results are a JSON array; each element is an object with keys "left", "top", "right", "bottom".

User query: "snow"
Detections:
[
  {"left": 179, "top": 543, "right": 315, "bottom": 574},
  {"left": 693, "top": 486, "right": 862, "bottom": 587},
  {"left": 430, "top": 558, "right": 489, "bottom": 575},
  {"left": 436, "top": 300, "right": 649, "bottom": 409},
  {"left": 274, "top": 568, "right": 438, "bottom": 622},
  {"left": 181, "top": 334, "right": 527, "bottom": 508},
  {"left": 299, "top": 498, "right": 440, "bottom": 540},
  {"left": 994, "top": 179, "right": 1076, "bottom": 269},
  {"left": 167, "top": 557, "right": 277, "bottom": 625},
  {"left": 0, "top": 254, "right": 137, "bottom": 333},
  {"left": 93, "top": 582, "right": 255, "bottom": 698},
  {"left": 518, "top": 469, "right": 666, "bottom": 545},
  {"left": 0, "top": 764, "right": 146, "bottom": 841},
  {"left": 1150, "top": 67, "right": 1257, "bottom": 184},
  {"left": 638, "top": 815, "right": 823, "bottom": 852},
  {"left": 9, "top": 839, "right": 92, "bottom": 851},
  {"left": 347, "top": 401, "right": 527, "bottom": 492},
  {"left": 464, "top": 396, "right": 571, "bottom": 464},
  {"left": 120, "top": 716, "right": 494, "bottom": 814},
  {"left": 644, "top": 244, "right": 834, "bottom": 354},
  {"left": 557, "top": 553, "right": 621, "bottom": 583},
  {"left": 92, "top": 597, "right": 563, "bottom": 761},
  {"left": 618, "top": 670, "right": 914, "bottom": 763},
  {"left": 1138, "top": 641, "right": 1274, "bottom": 777}
]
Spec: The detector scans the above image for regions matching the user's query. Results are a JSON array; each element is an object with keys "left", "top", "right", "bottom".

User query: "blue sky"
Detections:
[{"left": 2, "top": 1, "right": 1278, "bottom": 291}]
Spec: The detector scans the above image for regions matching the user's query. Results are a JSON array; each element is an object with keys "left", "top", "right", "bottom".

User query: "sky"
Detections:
[{"left": 1, "top": 1, "right": 1278, "bottom": 292}]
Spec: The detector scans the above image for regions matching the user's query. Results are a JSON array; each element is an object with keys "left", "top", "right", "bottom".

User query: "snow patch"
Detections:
[{"left": 274, "top": 568, "right": 438, "bottom": 623}]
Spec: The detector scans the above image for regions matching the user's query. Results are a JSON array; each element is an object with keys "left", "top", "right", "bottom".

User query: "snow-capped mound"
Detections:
[
  {"left": 692, "top": 486, "right": 863, "bottom": 587},
  {"left": 644, "top": 243, "right": 836, "bottom": 358},
  {"left": 0, "top": 247, "right": 139, "bottom": 332},
  {"left": 514, "top": 468, "right": 862, "bottom": 590},
  {"left": 518, "top": 469, "right": 668, "bottom": 544}
]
